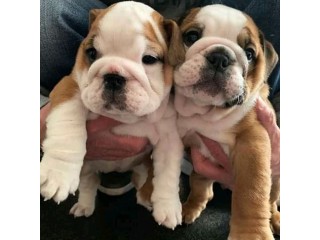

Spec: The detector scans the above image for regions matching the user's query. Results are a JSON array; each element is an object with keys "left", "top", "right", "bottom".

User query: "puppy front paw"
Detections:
[
  {"left": 152, "top": 199, "right": 182, "bottom": 229},
  {"left": 271, "top": 211, "right": 280, "bottom": 236},
  {"left": 69, "top": 202, "right": 95, "bottom": 217},
  {"left": 182, "top": 201, "right": 205, "bottom": 224},
  {"left": 40, "top": 157, "right": 81, "bottom": 203}
]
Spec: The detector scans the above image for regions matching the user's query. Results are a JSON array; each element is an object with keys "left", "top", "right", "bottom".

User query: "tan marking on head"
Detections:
[
  {"left": 143, "top": 11, "right": 176, "bottom": 86},
  {"left": 237, "top": 15, "right": 266, "bottom": 97},
  {"left": 89, "top": 4, "right": 116, "bottom": 32},
  {"left": 73, "top": 42, "right": 88, "bottom": 72},
  {"left": 179, "top": 8, "right": 201, "bottom": 33},
  {"left": 237, "top": 15, "right": 262, "bottom": 55},
  {"left": 49, "top": 75, "right": 79, "bottom": 109},
  {"left": 73, "top": 5, "right": 118, "bottom": 73},
  {"left": 151, "top": 11, "right": 169, "bottom": 45},
  {"left": 144, "top": 21, "right": 165, "bottom": 58}
]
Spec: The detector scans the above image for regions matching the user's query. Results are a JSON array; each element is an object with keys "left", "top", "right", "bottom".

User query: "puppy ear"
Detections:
[
  {"left": 163, "top": 19, "right": 186, "bottom": 66},
  {"left": 259, "top": 31, "right": 279, "bottom": 79},
  {"left": 264, "top": 41, "right": 279, "bottom": 77},
  {"left": 89, "top": 9, "right": 103, "bottom": 29}
]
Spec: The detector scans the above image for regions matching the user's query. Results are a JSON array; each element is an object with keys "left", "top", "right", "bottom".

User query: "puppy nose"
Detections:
[
  {"left": 103, "top": 74, "right": 126, "bottom": 91},
  {"left": 206, "top": 52, "right": 230, "bottom": 72}
]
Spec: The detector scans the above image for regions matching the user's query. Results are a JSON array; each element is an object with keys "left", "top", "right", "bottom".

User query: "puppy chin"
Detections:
[
  {"left": 224, "top": 92, "right": 245, "bottom": 108},
  {"left": 81, "top": 82, "right": 162, "bottom": 119}
]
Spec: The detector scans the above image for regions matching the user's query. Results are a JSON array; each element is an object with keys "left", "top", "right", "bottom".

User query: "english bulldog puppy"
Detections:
[
  {"left": 40, "top": 1, "right": 184, "bottom": 229},
  {"left": 172, "top": 5, "right": 280, "bottom": 239}
]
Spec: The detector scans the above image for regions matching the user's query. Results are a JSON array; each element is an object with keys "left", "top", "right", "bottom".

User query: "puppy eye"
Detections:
[
  {"left": 142, "top": 55, "right": 159, "bottom": 65},
  {"left": 183, "top": 30, "right": 201, "bottom": 47},
  {"left": 245, "top": 48, "right": 255, "bottom": 61},
  {"left": 86, "top": 47, "right": 97, "bottom": 63}
]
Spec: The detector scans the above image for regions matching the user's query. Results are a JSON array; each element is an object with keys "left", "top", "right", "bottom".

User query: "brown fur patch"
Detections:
[
  {"left": 237, "top": 16, "right": 268, "bottom": 102},
  {"left": 151, "top": 11, "right": 166, "bottom": 40},
  {"left": 164, "top": 19, "right": 186, "bottom": 67},
  {"left": 76, "top": 4, "right": 117, "bottom": 71},
  {"left": 182, "top": 171, "right": 214, "bottom": 224},
  {"left": 164, "top": 8, "right": 200, "bottom": 67},
  {"left": 144, "top": 22, "right": 165, "bottom": 57},
  {"left": 49, "top": 75, "right": 79, "bottom": 109},
  {"left": 271, "top": 209, "right": 280, "bottom": 235},
  {"left": 145, "top": 11, "right": 175, "bottom": 86},
  {"left": 73, "top": 42, "right": 89, "bottom": 72},
  {"left": 132, "top": 155, "right": 154, "bottom": 205},
  {"left": 89, "top": 4, "right": 116, "bottom": 33},
  {"left": 179, "top": 8, "right": 201, "bottom": 34},
  {"left": 229, "top": 123, "right": 273, "bottom": 237},
  {"left": 137, "top": 166, "right": 154, "bottom": 205},
  {"left": 163, "top": 63, "right": 174, "bottom": 86}
]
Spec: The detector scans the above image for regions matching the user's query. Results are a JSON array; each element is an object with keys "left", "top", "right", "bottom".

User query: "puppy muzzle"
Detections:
[
  {"left": 88, "top": 57, "right": 149, "bottom": 90},
  {"left": 186, "top": 37, "right": 248, "bottom": 77},
  {"left": 81, "top": 56, "right": 165, "bottom": 117},
  {"left": 174, "top": 37, "right": 248, "bottom": 108}
]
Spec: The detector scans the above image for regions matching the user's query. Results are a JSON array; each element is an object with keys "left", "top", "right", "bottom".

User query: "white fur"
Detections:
[
  {"left": 196, "top": 5, "right": 246, "bottom": 43},
  {"left": 177, "top": 92, "right": 259, "bottom": 150},
  {"left": 113, "top": 100, "right": 184, "bottom": 229},
  {"left": 151, "top": 102, "right": 184, "bottom": 229},
  {"left": 41, "top": 2, "right": 183, "bottom": 229},
  {"left": 40, "top": 94, "right": 88, "bottom": 202}
]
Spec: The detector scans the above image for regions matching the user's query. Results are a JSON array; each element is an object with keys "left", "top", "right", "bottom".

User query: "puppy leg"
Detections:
[
  {"left": 132, "top": 156, "right": 154, "bottom": 211},
  {"left": 182, "top": 171, "right": 214, "bottom": 224},
  {"left": 70, "top": 162, "right": 100, "bottom": 217},
  {"left": 41, "top": 77, "right": 88, "bottom": 203},
  {"left": 151, "top": 116, "right": 184, "bottom": 229},
  {"left": 270, "top": 176, "right": 280, "bottom": 235},
  {"left": 228, "top": 126, "right": 274, "bottom": 240}
]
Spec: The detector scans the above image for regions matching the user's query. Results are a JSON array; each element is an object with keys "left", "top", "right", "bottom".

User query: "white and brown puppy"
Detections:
[
  {"left": 172, "top": 5, "right": 280, "bottom": 239},
  {"left": 40, "top": 1, "right": 184, "bottom": 229}
]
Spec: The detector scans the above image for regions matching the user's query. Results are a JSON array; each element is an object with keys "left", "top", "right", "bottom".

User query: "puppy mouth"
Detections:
[
  {"left": 103, "top": 90, "right": 127, "bottom": 111},
  {"left": 224, "top": 92, "right": 246, "bottom": 108}
]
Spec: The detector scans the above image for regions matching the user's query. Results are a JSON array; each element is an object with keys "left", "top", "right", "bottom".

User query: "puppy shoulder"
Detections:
[{"left": 49, "top": 75, "right": 80, "bottom": 109}]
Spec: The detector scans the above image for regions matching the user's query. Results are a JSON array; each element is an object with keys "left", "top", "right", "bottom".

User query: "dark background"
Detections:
[{"left": 41, "top": 173, "right": 280, "bottom": 240}]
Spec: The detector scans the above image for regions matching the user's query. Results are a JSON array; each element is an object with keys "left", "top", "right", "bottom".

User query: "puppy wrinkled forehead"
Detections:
[
  {"left": 195, "top": 5, "right": 247, "bottom": 42},
  {"left": 99, "top": 2, "right": 154, "bottom": 35},
  {"left": 91, "top": 2, "right": 165, "bottom": 58}
]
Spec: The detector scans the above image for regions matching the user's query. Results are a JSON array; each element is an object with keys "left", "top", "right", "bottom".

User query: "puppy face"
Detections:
[
  {"left": 73, "top": 2, "right": 178, "bottom": 118},
  {"left": 174, "top": 5, "right": 278, "bottom": 108}
]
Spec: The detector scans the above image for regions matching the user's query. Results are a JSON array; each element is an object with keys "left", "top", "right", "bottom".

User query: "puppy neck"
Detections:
[{"left": 176, "top": 91, "right": 259, "bottom": 130}]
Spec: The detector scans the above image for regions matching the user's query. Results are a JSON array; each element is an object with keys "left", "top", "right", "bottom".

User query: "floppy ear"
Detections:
[
  {"left": 89, "top": 9, "right": 104, "bottom": 29},
  {"left": 163, "top": 19, "right": 186, "bottom": 66},
  {"left": 264, "top": 40, "right": 279, "bottom": 79},
  {"left": 259, "top": 31, "right": 279, "bottom": 79}
]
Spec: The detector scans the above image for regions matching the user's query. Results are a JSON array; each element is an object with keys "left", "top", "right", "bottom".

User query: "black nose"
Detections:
[
  {"left": 206, "top": 52, "right": 230, "bottom": 72},
  {"left": 103, "top": 74, "right": 126, "bottom": 91}
]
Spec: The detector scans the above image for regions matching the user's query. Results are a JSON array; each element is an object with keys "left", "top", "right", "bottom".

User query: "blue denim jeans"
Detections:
[
  {"left": 40, "top": 0, "right": 106, "bottom": 92},
  {"left": 40, "top": 0, "right": 280, "bottom": 97}
]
